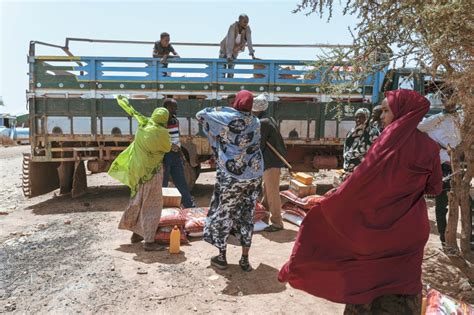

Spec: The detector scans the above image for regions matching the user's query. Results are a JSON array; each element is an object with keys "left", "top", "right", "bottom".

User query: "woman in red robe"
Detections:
[{"left": 279, "top": 89, "right": 442, "bottom": 314}]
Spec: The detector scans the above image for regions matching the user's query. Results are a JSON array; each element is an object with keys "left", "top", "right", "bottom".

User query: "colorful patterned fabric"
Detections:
[
  {"left": 342, "top": 118, "right": 380, "bottom": 178},
  {"left": 196, "top": 105, "right": 263, "bottom": 180},
  {"left": 203, "top": 166, "right": 262, "bottom": 250}
]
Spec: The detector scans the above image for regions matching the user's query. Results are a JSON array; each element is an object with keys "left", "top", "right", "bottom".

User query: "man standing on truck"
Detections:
[
  {"left": 220, "top": 14, "right": 256, "bottom": 78},
  {"left": 252, "top": 93, "right": 287, "bottom": 232},
  {"left": 153, "top": 32, "right": 179, "bottom": 76},
  {"left": 162, "top": 98, "right": 196, "bottom": 208},
  {"left": 418, "top": 91, "right": 464, "bottom": 246}
]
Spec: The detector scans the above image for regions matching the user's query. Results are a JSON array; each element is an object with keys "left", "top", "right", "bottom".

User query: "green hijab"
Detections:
[{"left": 108, "top": 96, "right": 171, "bottom": 197}]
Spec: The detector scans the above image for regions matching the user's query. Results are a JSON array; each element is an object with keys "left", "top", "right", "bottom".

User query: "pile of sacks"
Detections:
[
  {"left": 156, "top": 188, "right": 271, "bottom": 240},
  {"left": 155, "top": 207, "right": 189, "bottom": 244},
  {"left": 155, "top": 188, "right": 189, "bottom": 244},
  {"left": 181, "top": 202, "right": 270, "bottom": 238},
  {"left": 280, "top": 173, "right": 324, "bottom": 226}
]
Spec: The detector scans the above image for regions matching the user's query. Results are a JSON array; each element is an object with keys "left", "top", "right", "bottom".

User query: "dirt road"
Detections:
[{"left": 0, "top": 146, "right": 472, "bottom": 314}]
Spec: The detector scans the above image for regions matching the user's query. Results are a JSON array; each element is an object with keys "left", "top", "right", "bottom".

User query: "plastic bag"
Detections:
[
  {"left": 254, "top": 220, "right": 269, "bottom": 232},
  {"left": 425, "top": 288, "right": 473, "bottom": 315},
  {"left": 283, "top": 212, "right": 303, "bottom": 226}
]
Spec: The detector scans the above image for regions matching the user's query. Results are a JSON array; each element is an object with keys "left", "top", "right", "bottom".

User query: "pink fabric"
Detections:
[
  {"left": 233, "top": 90, "right": 254, "bottom": 112},
  {"left": 279, "top": 89, "right": 443, "bottom": 304}
]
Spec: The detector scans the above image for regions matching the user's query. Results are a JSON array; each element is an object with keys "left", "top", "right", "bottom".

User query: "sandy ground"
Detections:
[{"left": 0, "top": 145, "right": 472, "bottom": 314}]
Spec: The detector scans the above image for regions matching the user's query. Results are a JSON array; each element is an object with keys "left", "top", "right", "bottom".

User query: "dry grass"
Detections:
[{"left": 0, "top": 136, "right": 15, "bottom": 146}]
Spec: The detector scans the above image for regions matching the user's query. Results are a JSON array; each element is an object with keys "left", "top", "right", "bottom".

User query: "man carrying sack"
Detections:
[{"left": 252, "top": 93, "right": 287, "bottom": 232}]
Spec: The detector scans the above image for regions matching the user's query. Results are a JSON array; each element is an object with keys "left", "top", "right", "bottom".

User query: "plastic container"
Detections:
[{"left": 169, "top": 225, "right": 181, "bottom": 254}]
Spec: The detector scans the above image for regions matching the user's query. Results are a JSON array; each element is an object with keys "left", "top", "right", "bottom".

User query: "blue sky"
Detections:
[{"left": 0, "top": 0, "right": 357, "bottom": 114}]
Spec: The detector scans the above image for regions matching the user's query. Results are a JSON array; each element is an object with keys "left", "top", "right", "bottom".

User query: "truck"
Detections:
[{"left": 23, "top": 38, "right": 443, "bottom": 198}]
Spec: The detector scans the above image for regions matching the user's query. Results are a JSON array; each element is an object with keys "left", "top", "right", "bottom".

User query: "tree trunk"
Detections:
[
  {"left": 445, "top": 116, "right": 473, "bottom": 260},
  {"left": 445, "top": 151, "right": 460, "bottom": 250}
]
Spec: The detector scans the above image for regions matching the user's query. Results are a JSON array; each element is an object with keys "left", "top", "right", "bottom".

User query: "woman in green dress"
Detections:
[{"left": 108, "top": 96, "right": 171, "bottom": 251}]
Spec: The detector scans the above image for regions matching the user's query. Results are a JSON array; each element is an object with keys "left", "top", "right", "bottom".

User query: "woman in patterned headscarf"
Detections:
[
  {"left": 196, "top": 90, "right": 263, "bottom": 272},
  {"left": 341, "top": 107, "right": 380, "bottom": 182},
  {"left": 109, "top": 96, "right": 171, "bottom": 252}
]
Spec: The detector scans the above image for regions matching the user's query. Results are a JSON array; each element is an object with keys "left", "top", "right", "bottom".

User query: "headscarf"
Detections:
[
  {"left": 108, "top": 97, "right": 171, "bottom": 197},
  {"left": 151, "top": 107, "right": 170, "bottom": 126},
  {"left": 233, "top": 90, "right": 254, "bottom": 112},
  {"left": 342, "top": 107, "right": 380, "bottom": 176},
  {"left": 355, "top": 108, "right": 370, "bottom": 121},
  {"left": 252, "top": 92, "right": 269, "bottom": 112},
  {"left": 279, "top": 89, "right": 442, "bottom": 304}
]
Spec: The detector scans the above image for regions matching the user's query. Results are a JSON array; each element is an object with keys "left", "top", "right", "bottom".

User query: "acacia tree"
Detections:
[{"left": 295, "top": 1, "right": 473, "bottom": 260}]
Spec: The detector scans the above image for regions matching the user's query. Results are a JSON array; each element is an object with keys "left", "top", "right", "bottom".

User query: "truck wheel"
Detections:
[{"left": 183, "top": 158, "right": 199, "bottom": 191}]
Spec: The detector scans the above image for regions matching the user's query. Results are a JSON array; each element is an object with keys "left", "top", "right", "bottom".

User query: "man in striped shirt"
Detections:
[{"left": 162, "top": 98, "right": 196, "bottom": 208}]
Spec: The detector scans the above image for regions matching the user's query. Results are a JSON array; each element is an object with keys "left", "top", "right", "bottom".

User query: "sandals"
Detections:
[{"left": 264, "top": 225, "right": 283, "bottom": 233}]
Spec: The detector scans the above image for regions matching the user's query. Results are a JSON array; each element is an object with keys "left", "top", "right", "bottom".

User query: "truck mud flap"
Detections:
[
  {"left": 23, "top": 155, "right": 87, "bottom": 198},
  {"left": 71, "top": 160, "right": 87, "bottom": 198},
  {"left": 58, "top": 161, "right": 87, "bottom": 197},
  {"left": 22, "top": 153, "right": 60, "bottom": 198},
  {"left": 58, "top": 162, "right": 74, "bottom": 194}
]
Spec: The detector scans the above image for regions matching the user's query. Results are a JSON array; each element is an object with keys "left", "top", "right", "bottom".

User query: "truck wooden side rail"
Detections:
[{"left": 24, "top": 42, "right": 390, "bottom": 197}]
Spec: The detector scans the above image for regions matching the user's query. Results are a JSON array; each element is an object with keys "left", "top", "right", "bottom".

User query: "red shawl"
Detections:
[{"left": 278, "top": 89, "right": 443, "bottom": 304}]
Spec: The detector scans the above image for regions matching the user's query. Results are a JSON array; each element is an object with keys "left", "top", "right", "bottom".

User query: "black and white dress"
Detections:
[
  {"left": 196, "top": 106, "right": 264, "bottom": 250},
  {"left": 204, "top": 167, "right": 262, "bottom": 250}
]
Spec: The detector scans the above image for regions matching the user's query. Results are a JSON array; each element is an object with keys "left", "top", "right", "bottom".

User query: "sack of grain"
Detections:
[
  {"left": 182, "top": 207, "right": 209, "bottom": 235},
  {"left": 280, "top": 190, "right": 324, "bottom": 210},
  {"left": 155, "top": 226, "right": 189, "bottom": 244},
  {"left": 282, "top": 202, "right": 307, "bottom": 218},
  {"left": 159, "top": 208, "right": 187, "bottom": 227}
]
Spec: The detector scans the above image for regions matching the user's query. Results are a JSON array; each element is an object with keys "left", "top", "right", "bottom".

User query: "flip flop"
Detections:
[{"left": 264, "top": 225, "right": 283, "bottom": 232}]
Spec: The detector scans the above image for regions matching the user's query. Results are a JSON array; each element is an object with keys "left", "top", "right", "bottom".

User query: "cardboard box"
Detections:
[
  {"left": 162, "top": 187, "right": 182, "bottom": 207},
  {"left": 290, "top": 179, "right": 316, "bottom": 197},
  {"left": 294, "top": 172, "right": 313, "bottom": 185}
]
